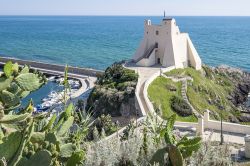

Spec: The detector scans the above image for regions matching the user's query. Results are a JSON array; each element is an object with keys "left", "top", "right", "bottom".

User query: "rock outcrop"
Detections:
[
  {"left": 86, "top": 63, "right": 138, "bottom": 117},
  {"left": 215, "top": 65, "right": 250, "bottom": 122}
]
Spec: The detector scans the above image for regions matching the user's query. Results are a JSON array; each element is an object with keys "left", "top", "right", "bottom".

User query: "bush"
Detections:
[
  {"left": 95, "top": 114, "right": 117, "bottom": 136},
  {"left": 165, "top": 84, "right": 177, "bottom": 91},
  {"left": 170, "top": 96, "right": 192, "bottom": 116}
]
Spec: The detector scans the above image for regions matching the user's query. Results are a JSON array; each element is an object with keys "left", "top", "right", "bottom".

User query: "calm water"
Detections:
[
  {"left": 0, "top": 16, "right": 249, "bottom": 71},
  {"left": 20, "top": 81, "right": 63, "bottom": 108}
]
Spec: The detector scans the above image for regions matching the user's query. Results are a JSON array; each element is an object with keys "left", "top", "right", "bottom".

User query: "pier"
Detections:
[{"left": 0, "top": 56, "right": 104, "bottom": 78}]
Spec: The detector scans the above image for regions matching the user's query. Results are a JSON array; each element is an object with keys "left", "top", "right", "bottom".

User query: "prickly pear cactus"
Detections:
[
  {"left": 0, "top": 113, "right": 30, "bottom": 124},
  {"left": 0, "top": 90, "right": 20, "bottom": 108},
  {"left": 0, "top": 77, "right": 13, "bottom": 91},
  {"left": 66, "top": 150, "right": 85, "bottom": 166},
  {"left": 56, "top": 116, "right": 74, "bottom": 137},
  {"left": 30, "top": 132, "right": 45, "bottom": 144},
  {"left": 15, "top": 73, "right": 42, "bottom": 92},
  {"left": 3, "top": 61, "right": 13, "bottom": 78},
  {"left": 0, "top": 63, "right": 87, "bottom": 165},
  {"left": 0, "top": 131, "right": 22, "bottom": 161},
  {"left": 42, "top": 114, "right": 56, "bottom": 132},
  {"left": 17, "top": 150, "right": 52, "bottom": 166},
  {"left": 0, "top": 62, "right": 46, "bottom": 112},
  {"left": 9, "top": 120, "right": 34, "bottom": 166},
  {"left": 59, "top": 143, "right": 76, "bottom": 158}
]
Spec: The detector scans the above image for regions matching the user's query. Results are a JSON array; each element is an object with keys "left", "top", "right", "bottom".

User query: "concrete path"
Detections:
[
  {"left": 125, "top": 62, "right": 163, "bottom": 114},
  {"left": 203, "top": 130, "right": 245, "bottom": 145},
  {"left": 70, "top": 77, "right": 96, "bottom": 98}
]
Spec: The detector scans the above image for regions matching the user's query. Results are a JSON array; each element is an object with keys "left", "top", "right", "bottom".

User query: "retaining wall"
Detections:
[
  {"left": 204, "top": 110, "right": 250, "bottom": 135},
  {"left": 0, "top": 56, "right": 104, "bottom": 77},
  {"left": 143, "top": 66, "right": 176, "bottom": 121}
]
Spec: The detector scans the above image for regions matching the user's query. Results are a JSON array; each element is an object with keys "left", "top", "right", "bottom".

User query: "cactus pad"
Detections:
[
  {"left": 3, "top": 61, "right": 13, "bottom": 78},
  {"left": 0, "top": 90, "right": 20, "bottom": 107},
  {"left": 0, "top": 113, "right": 30, "bottom": 124},
  {"left": 59, "top": 143, "right": 76, "bottom": 158},
  {"left": 56, "top": 116, "right": 74, "bottom": 137},
  {"left": 17, "top": 150, "right": 52, "bottom": 166},
  {"left": 0, "top": 131, "right": 22, "bottom": 161},
  {"left": 15, "top": 73, "right": 42, "bottom": 91},
  {"left": 0, "top": 77, "right": 13, "bottom": 91}
]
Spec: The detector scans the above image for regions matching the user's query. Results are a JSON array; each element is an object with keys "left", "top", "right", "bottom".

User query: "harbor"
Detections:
[{"left": 0, "top": 56, "right": 99, "bottom": 115}]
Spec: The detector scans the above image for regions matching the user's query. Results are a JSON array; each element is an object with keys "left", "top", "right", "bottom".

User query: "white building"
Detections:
[{"left": 132, "top": 18, "right": 202, "bottom": 70}]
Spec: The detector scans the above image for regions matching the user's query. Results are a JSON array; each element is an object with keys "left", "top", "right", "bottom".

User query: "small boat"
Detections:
[
  {"left": 42, "top": 97, "right": 51, "bottom": 102},
  {"left": 36, "top": 104, "right": 49, "bottom": 111},
  {"left": 56, "top": 78, "right": 65, "bottom": 84},
  {"left": 48, "top": 76, "right": 56, "bottom": 81},
  {"left": 48, "top": 91, "right": 58, "bottom": 98},
  {"left": 41, "top": 101, "right": 54, "bottom": 108}
]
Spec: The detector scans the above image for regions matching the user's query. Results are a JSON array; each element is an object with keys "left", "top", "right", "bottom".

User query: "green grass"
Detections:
[
  {"left": 240, "top": 122, "right": 250, "bottom": 125},
  {"left": 165, "top": 67, "right": 237, "bottom": 121},
  {"left": 148, "top": 76, "right": 197, "bottom": 122}
]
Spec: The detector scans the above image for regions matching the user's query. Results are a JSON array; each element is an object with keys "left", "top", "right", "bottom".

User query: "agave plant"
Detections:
[{"left": 151, "top": 114, "right": 202, "bottom": 166}]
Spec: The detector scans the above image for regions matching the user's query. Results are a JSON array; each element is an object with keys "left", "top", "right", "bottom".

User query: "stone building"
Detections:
[{"left": 132, "top": 18, "right": 202, "bottom": 70}]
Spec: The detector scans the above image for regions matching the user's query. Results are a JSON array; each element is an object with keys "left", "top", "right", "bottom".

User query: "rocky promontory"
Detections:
[{"left": 215, "top": 65, "right": 250, "bottom": 122}]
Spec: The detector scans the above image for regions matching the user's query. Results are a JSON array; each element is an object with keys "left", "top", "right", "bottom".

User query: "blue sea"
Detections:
[{"left": 0, "top": 16, "right": 249, "bottom": 71}]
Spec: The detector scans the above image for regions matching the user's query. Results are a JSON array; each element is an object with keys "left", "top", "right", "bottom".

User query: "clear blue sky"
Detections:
[{"left": 0, "top": 0, "right": 249, "bottom": 16}]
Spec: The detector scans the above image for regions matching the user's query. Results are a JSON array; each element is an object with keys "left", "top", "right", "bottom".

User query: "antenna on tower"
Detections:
[{"left": 164, "top": 10, "right": 166, "bottom": 18}]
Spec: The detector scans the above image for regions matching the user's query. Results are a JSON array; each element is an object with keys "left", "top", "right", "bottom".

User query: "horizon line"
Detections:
[{"left": 0, "top": 14, "right": 250, "bottom": 17}]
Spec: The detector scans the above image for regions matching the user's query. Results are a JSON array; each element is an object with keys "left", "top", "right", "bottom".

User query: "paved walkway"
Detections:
[
  {"left": 125, "top": 62, "right": 163, "bottom": 114},
  {"left": 203, "top": 130, "right": 245, "bottom": 145},
  {"left": 70, "top": 77, "right": 96, "bottom": 98}
]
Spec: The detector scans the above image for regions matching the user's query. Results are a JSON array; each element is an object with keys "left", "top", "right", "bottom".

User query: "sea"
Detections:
[{"left": 0, "top": 16, "right": 250, "bottom": 71}]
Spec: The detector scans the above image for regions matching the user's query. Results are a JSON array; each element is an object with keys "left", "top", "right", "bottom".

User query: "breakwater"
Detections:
[{"left": 0, "top": 56, "right": 104, "bottom": 78}]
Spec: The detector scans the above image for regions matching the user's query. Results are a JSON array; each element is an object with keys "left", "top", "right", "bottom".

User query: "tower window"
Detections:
[
  {"left": 156, "top": 30, "right": 159, "bottom": 35},
  {"left": 155, "top": 42, "right": 158, "bottom": 48}
]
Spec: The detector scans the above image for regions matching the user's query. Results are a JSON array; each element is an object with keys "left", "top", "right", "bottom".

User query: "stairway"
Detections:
[{"left": 134, "top": 44, "right": 156, "bottom": 63}]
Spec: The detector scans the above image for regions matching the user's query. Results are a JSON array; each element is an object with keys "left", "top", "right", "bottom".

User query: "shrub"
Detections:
[
  {"left": 187, "top": 141, "right": 233, "bottom": 166},
  {"left": 165, "top": 84, "right": 177, "bottom": 91},
  {"left": 170, "top": 96, "right": 192, "bottom": 116},
  {"left": 86, "top": 63, "right": 138, "bottom": 117},
  {"left": 94, "top": 114, "right": 117, "bottom": 136}
]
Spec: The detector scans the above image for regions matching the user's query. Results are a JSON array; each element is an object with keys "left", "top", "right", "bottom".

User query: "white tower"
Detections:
[{"left": 132, "top": 18, "right": 202, "bottom": 70}]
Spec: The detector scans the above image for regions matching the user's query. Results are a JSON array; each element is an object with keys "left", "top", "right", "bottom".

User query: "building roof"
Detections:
[{"left": 162, "top": 17, "right": 173, "bottom": 21}]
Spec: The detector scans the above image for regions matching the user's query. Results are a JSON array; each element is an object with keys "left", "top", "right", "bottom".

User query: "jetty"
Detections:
[{"left": 0, "top": 56, "right": 104, "bottom": 79}]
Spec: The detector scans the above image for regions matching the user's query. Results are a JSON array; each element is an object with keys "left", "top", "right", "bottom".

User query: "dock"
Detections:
[{"left": 0, "top": 56, "right": 104, "bottom": 79}]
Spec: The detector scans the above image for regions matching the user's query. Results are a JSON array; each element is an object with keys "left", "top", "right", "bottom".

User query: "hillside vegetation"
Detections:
[
  {"left": 86, "top": 63, "right": 138, "bottom": 117},
  {"left": 148, "top": 77, "right": 197, "bottom": 122},
  {"left": 149, "top": 66, "right": 250, "bottom": 123}
]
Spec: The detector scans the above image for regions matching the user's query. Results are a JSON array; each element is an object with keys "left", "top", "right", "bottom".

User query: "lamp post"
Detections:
[
  {"left": 219, "top": 105, "right": 224, "bottom": 145},
  {"left": 220, "top": 112, "right": 224, "bottom": 145}
]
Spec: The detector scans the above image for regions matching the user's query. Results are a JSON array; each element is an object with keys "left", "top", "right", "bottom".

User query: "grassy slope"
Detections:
[
  {"left": 148, "top": 76, "right": 197, "bottom": 122},
  {"left": 165, "top": 67, "right": 240, "bottom": 121}
]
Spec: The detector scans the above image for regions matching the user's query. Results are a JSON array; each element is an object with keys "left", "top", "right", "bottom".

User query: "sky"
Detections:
[{"left": 0, "top": 0, "right": 250, "bottom": 16}]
